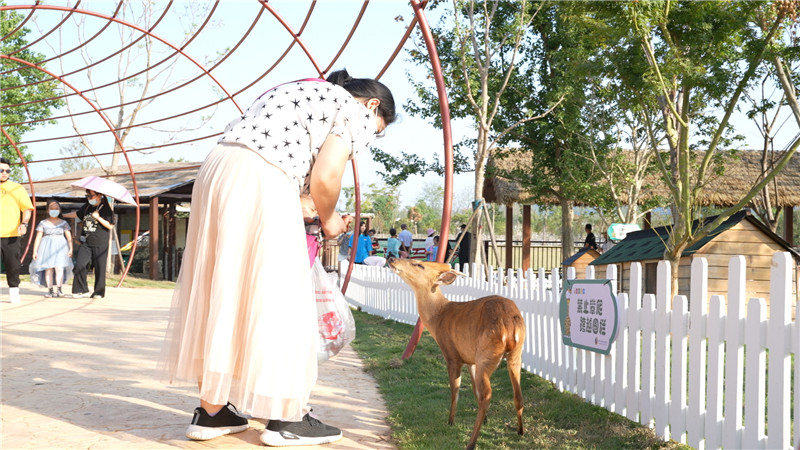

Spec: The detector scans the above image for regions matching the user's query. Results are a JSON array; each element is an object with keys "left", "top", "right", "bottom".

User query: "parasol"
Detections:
[{"left": 71, "top": 176, "right": 137, "bottom": 205}]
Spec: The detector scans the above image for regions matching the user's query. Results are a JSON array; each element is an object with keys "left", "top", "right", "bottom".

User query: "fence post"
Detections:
[{"left": 767, "top": 252, "right": 792, "bottom": 450}]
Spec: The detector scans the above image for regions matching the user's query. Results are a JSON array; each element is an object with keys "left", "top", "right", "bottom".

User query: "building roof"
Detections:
[
  {"left": 562, "top": 247, "right": 600, "bottom": 266},
  {"left": 484, "top": 149, "right": 800, "bottom": 207},
  {"left": 590, "top": 210, "right": 800, "bottom": 265},
  {"left": 25, "top": 163, "right": 201, "bottom": 205}
]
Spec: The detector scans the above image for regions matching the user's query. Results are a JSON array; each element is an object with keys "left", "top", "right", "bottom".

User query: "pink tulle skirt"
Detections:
[{"left": 160, "top": 143, "right": 317, "bottom": 421}]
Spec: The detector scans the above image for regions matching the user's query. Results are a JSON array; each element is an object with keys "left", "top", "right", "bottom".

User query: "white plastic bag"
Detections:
[{"left": 311, "top": 259, "right": 356, "bottom": 363}]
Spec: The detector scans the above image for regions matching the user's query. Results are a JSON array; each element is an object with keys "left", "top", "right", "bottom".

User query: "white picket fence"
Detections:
[{"left": 341, "top": 252, "right": 800, "bottom": 449}]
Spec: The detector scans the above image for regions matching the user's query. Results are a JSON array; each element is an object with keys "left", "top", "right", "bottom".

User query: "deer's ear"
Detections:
[{"left": 438, "top": 271, "right": 460, "bottom": 286}]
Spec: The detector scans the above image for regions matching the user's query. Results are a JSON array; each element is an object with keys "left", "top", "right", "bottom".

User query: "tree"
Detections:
[
  {"left": 742, "top": 11, "right": 800, "bottom": 232},
  {"left": 400, "top": 0, "right": 561, "bottom": 264},
  {"left": 606, "top": 1, "right": 800, "bottom": 295},
  {"left": 362, "top": 184, "right": 400, "bottom": 232},
  {"left": 493, "top": 2, "right": 617, "bottom": 260},
  {"left": 0, "top": 7, "right": 64, "bottom": 178}
]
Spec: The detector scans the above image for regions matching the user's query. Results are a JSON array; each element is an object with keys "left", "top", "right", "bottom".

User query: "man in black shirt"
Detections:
[
  {"left": 584, "top": 223, "right": 597, "bottom": 251},
  {"left": 456, "top": 224, "right": 472, "bottom": 267}
]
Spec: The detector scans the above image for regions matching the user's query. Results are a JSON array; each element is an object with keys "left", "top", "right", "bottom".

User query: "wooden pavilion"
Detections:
[
  {"left": 482, "top": 149, "right": 800, "bottom": 271},
  {"left": 24, "top": 162, "right": 200, "bottom": 281}
]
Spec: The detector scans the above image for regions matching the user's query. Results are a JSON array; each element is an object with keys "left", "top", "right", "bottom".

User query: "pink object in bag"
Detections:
[{"left": 306, "top": 234, "right": 320, "bottom": 268}]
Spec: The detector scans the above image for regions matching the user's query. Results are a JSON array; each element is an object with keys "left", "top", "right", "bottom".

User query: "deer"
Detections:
[{"left": 387, "top": 257, "right": 525, "bottom": 450}]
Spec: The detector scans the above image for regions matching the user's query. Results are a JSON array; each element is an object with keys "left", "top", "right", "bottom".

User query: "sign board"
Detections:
[
  {"left": 559, "top": 279, "right": 619, "bottom": 354},
  {"left": 607, "top": 223, "right": 641, "bottom": 242}
]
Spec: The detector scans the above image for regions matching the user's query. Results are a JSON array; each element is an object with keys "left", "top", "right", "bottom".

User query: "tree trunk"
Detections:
[
  {"left": 560, "top": 197, "right": 574, "bottom": 265},
  {"left": 472, "top": 131, "right": 489, "bottom": 267},
  {"left": 666, "top": 240, "right": 688, "bottom": 306}
]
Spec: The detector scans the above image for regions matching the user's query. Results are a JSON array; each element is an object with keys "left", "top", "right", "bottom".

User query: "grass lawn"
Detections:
[
  {"left": 18, "top": 272, "right": 176, "bottom": 290},
  {"left": 350, "top": 309, "right": 690, "bottom": 449}
]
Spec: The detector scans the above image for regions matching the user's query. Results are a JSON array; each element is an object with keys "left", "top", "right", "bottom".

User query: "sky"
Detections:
[{"left": 5, "top": 0, "right": 798, "bottom": 212}]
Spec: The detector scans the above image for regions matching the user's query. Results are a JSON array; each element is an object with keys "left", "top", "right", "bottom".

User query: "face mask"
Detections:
[
  {"left": 88, "top": 199, "right": 98, "bottom": 206},
  {"left": 49, "top": 210, "right": 60, "bottom": 218}
]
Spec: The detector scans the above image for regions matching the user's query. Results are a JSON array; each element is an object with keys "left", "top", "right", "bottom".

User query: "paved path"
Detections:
[{"left": 1, "top": 283, "right": 395, "bottom": 449}]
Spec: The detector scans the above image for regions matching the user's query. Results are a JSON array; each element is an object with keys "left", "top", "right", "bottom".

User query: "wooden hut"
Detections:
[
  {"left": 589, "top": 210, "right": 800, "bottom": 313},
  {"left": 562, "top": 247, "right": 601, "bottom": 279}
]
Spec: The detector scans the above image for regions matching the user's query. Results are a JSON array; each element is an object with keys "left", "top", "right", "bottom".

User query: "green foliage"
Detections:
[
  {"left": 0, "top": 7, "right": 64, "bottom": 178},
  {"left": 496, "top": 2, "right": 614, "bottom": 208},
  {"left": 370, "top": 146, "right": 471, "bottom": 187},
  {"left": 594, "top": 1, "right": 796, "bottom": 261},
  {"left": 351, "top": 309, "right": 687, "bottom": 449},
  {"left": 362, "top": 183, "right": 400, "bottom": 232}
]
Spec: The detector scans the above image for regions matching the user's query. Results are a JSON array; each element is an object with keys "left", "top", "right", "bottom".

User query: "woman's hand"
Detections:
[
  {"left": 91, "top": 210, "right": 100, "bottom": 220},
  {"left": 320, "top": 214, "right": 347, "bottom": 238},
  {"left": 32, "top": 251, "right": 38, "bottom": 260},
  {"left": 67, "top": 249, "right": 73, "bottom": 257}
]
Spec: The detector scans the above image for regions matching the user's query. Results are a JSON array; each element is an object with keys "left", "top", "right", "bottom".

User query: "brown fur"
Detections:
[{"left": 388, "top": 258, "right": 525, "bottom": 450}]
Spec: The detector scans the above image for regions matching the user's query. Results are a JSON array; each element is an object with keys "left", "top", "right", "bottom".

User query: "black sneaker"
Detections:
[
  {"left": 260, "top": 413, "right": 343, "bottom": 447},
  {"left": 185, "top": 402, "right": 249, "bottom": 441}
]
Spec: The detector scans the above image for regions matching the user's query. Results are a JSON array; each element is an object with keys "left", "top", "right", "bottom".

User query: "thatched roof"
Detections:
[
  {"left": 483, "top": 149, "right": 800, "bottom": 207},
  {"left": 24, "top": 162, "right": 201, "bottom": 205}
]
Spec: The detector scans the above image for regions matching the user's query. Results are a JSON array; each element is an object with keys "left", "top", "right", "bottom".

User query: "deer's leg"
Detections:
[
  {"left": 465, "top": 364, "right": 486, "bottom": 425},
  {"left": 466, "top": 362, "right": 495, "bottom": 450},
  {"left": 507, "top": 345, "right": 525, "bottom": 435},
  {"left": 447, "top": 361, "right": 463, "bottom": 425}
]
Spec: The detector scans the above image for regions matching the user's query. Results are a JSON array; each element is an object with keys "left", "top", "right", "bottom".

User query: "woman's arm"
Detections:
[
  {"left": 64, "top": 229, "right": 73, "bottom": 257},
  {"left": 91, "top": 208, "right": 114, "bottom": 230},
  {"left": 310, "top": 134, "right": 349, "bottom": 238}
]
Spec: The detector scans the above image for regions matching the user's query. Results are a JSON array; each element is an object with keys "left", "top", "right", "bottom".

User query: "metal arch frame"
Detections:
[
  {"left": 0, "top": 54, "right": 142, "bottom": 287},
  {"left": 0, "top": 4, "right": 243, "bottom": 116},
  {"left": 0, "top": 127, "right": 38, "bottom": 263},
  {"left": 2, "top": 1, "right": 454, "bottom": 360}
]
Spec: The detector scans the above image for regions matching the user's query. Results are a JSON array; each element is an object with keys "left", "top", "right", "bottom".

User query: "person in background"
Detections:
[
  {"left": 0, "top": 157, "right": 34, "bottom": 304},
  {"left": 350, "top": 221, "right": 372, "bottom": 264},
  {"left": 430, "top": 235, "right": 452, "bottom": 263},
  {"left": 29, "top": 199, "right": 73, "bottom": 298},
  {"left": 63, "top": 190, "right": 114, "bottom": 299},
  {"left": 398, "top": 223, "right": 413, "bottom": 258},
  {"left": 584, "top": 223, "right": 597, "bottom": 251},
  {"left": 161, "top": 70, "right": 395, "bottom": 447},
  {"left": 368, "top": 229, "right": 379, "bottom": 255},
  {"left": 386, "top": 228, "right": 400, "bottom": 259},
  {"left": 424, "top": 228, "right": 435, "bottom": 261},
  {"left": 456, "top": 224, "right": 472, "bottom": 269},
  {"left": 337, "top": 215, "right": 354, "bottom": 263}
]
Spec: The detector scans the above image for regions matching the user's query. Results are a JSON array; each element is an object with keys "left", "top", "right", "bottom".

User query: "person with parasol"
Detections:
[{"left": 63, "top": 188, "right": 115, "bottom": 299}]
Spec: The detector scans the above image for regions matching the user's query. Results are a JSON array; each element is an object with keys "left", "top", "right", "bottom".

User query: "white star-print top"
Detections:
[{"left": 218, "top": 80, "right": 378, "bottom": 194}]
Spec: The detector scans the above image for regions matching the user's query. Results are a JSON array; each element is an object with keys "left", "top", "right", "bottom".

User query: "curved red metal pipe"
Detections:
[
  {"left": 0, "top": 127, "right": 37, "bottom": 262},
  {"left": 35, "top": 2, "right": 124, "bottom": 67},
  {"left": 402, "top": 0, "right": 455, "bottom": 360},
  {"left": 0, "top": 4, "right": 243, "bottom": 116},
  {"left": 0, "top": 54, "right": 141, "bottom": 287},
  {"left": 321, "top": 1, "right": 369, "bottom": 75},
  {"left": 257, "top": 1, "right": 324, "bottom": 77},
  {"left": 340, "top": 159, "right": 362, "bottom": 294}
]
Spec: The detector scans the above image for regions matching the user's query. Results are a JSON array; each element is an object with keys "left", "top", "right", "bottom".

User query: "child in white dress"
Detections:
[{"left": 29, "top": 199, "right": 73, "bottom": 297}]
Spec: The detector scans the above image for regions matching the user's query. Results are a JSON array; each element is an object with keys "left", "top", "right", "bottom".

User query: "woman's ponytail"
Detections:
[{"left": 327, "top": 69, "right": 396, "bottom": 126}]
